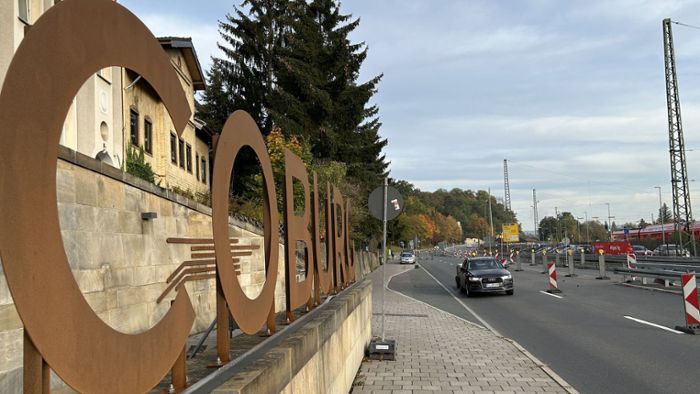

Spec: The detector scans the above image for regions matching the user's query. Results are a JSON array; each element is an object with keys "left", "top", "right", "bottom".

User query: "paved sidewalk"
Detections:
[{"left": 351, "top": 263, "right": 575, "bottom": 394}]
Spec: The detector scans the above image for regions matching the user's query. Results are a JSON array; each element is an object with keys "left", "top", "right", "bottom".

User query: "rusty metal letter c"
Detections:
[{"left": 0, "top": 0, "right": 195, "bottom": 392}]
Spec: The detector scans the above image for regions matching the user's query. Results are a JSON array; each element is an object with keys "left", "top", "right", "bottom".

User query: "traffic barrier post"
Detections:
[
  {"left": 541, "top": 250, "right": 548, "bottom": 274},
  {"left": 515, "top": 250, "right": 523, "bottom": 271},
  {"left": 580, "top": 248, "right": 585, "bottom": 270},
  {"left": 546, "top": 262, "right": 562, "bottom": 293},
  {"left": 555, "top": 250, "right": 560, "bottom": 270},
  {"left": 530, "top": 249, "right": 536, "bottom": 266},
  {"left": 566, "top": 249, "right": 576, "bottom": 277},
  {"left": 675, "top": 273, "right": 700, "bottom": 335},
  {"left": 596, "top": 249, "right": 609, "bottom": 280}
]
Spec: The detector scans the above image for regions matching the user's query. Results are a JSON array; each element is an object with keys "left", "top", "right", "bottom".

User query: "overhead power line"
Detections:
[{"left": 671, "top": 20, "right": 700, "bottom": 31}]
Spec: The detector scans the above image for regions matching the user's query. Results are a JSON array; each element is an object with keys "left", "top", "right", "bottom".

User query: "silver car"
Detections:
[{"left": 400, "top": 251, "right": 416, "bottom": 264}]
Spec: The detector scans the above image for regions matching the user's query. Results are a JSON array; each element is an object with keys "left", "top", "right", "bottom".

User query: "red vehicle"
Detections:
[
  {"left": 591, "top": 242, "right": 633, "bottom": 255},
  {"left": 611, "top": 222, "right": 700, "bottom": 242}
]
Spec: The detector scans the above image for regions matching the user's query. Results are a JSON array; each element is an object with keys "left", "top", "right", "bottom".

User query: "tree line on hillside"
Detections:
[{"left": 387, "top": 181, "right": 517, "bottom": 248}]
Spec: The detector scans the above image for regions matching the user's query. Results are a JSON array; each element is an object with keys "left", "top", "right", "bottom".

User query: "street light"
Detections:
[
  {"left": 576, "top": 217, "right": 583, "bottom": 243},
  {"left": 654, "top": 186, "right": 666, "bottom": 248},
  {"left": 605, "top": 203, "right": 615, "bottom": 241}
]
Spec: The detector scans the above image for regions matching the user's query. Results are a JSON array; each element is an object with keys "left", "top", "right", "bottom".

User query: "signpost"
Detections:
[{"left": 368, "top": 179, "right": 403, "bottom": 360}]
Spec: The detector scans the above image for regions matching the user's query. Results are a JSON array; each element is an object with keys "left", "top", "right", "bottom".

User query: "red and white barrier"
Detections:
[
  {"left": 675, "top": 273, "right": 700, "bottom": 334},
  {"left": 546, "top": 262, "right": 562, "bottom": 293},
  {"left": 626, "top": 252, "right": 637, "bottom": 269},
  {"left": 625, "top": 252, "right": 637, "bottom": 282}
]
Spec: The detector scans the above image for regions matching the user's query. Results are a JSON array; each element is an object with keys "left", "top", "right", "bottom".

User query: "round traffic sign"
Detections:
[{"left": 368, "top": 186, "right": 403, "bottom": 221}]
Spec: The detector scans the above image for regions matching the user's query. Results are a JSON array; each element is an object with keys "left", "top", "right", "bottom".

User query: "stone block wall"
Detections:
[{"left": 0, "top": 149, "right": 281, "bottom": 391}]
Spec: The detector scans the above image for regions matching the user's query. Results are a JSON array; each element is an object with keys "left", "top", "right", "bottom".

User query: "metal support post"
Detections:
[
  {"left": 596, "top": 251, "right": 610, "bottom": 280},
  {"left": 381, "top": 177, "right": 388, "bottom": 341},
  {"left": 541, "top": 251, "right": 548, "bottom": 274},
  {"left": 566, "top": 251, "right": 576, "bottom": 277}
]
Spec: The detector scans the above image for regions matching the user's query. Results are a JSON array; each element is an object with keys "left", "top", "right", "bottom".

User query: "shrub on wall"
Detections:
[{"left": 125, "top": 145, "right": 155, "bottom": 183}]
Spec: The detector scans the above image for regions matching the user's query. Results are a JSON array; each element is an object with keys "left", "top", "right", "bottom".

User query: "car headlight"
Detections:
[
  {"left": 501, "top": 275, "right": 512, "bottom": 280},
  {"left": 468, "top": 277, "right": 481, "bottom": 282}
]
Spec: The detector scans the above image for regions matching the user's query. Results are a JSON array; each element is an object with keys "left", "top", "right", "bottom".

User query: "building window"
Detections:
[
  {"left": 170, "top": 133, "right": 177, "bottom": 164},
  {"left": 144, "top": 119, "right": 152, "bottom": 154},
  {"left": 186, "top": 144, "right": 192, "bottom": 173},
  {"left": 196, "top": 154, "right": 200, "bottom": 181},
  {"left": 129, "top": 110, "right": 138, "bottom": 146},
  {"left": 178, "top": 139, "right": 185, "bottom": 169},
  {"left": 18, "top": 0, "right": 29, "bottom": 23},
  {"left": 201, "top": 157, "right": 207, "bottom": 184}
]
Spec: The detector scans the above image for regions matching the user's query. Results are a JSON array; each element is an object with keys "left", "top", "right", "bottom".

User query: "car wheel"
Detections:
[{"left": 506, "top": 289, "right": 514, "bottom": 295}]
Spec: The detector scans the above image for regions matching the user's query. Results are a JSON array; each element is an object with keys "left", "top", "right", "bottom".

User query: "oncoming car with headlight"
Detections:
[{"left": 455, "top": 257, "right": 514, "bottom": 297}]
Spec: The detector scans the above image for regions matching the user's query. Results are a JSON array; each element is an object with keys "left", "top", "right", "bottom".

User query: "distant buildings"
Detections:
[{"left": 0, "top": 1, "right": 214, "bottom": 199}]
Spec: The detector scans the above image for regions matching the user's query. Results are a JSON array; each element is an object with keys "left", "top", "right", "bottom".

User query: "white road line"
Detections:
[
  {"left": 623, "top": 316, "right": 684, "bottom": 334},
  {"left": 539, "top": 290, "right": 563, "bottom": 299},
  {"left": 416, "top": 263, "right": 501, "bottom": 335},
  {"left": 384, "top": 268, "right": 486, "bottom": 330}
]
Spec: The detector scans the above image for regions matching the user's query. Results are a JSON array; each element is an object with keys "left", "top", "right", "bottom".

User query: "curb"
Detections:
[{"left": 383, "top": 266, "right": 486, "bottom": 330}]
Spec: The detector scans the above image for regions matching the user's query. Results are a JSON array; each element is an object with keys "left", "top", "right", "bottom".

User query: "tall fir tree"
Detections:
[{"left": 198, "top": 0, "right": 289, "bottom": 196}]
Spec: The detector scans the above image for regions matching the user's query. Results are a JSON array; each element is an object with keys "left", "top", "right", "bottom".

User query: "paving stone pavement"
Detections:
[{"left": 351, "top": 263, "right": 575, "bottom": 394}]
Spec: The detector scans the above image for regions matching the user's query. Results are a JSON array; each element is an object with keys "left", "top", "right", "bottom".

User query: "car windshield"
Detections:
[
  {"left": 633, "top": 246, "right": 645, "bottom": 250},
  {"left": 468, "top": 259, "right": 502, "bottom": 270},
  {"left": 401, "top": 252, "right": 412, "bottom": 257}
]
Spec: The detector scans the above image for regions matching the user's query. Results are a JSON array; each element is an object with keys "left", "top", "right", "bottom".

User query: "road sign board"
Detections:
[
  {"left": 369, "top": 186, "right": 403, "bottom": 221},
  {"left": 502, "top": 224, "right": 519, "bottom": 243}
]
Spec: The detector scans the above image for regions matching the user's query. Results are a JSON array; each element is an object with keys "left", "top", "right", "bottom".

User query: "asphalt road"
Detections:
[{"left": 388, "top": 255, "right": 700, "bottom": 394}]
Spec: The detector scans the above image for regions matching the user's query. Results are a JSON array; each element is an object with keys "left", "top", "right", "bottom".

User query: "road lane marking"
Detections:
[
  {"left": 416, "top": 262, "right": 500, "bottom": 335},
  {"left": 539, "top": 290, "right": 563, "bottom": 299},
  {"left": 384, "top": 267, "right": 485, "bottom": 329},
  {"left": 623, "top": 316, "right": 684, "bottom": 334}
]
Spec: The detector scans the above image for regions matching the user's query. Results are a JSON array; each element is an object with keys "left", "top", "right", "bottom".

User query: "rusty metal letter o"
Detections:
[
  {"left": 211, "top": 110, "right": 280, "bottom": 334},
  {"left": 0, "top": 1, "right": 195, "bottom": 392}
]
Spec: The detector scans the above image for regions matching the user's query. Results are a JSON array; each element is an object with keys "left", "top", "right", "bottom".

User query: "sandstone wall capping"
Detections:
[{"left": 188, "top": 279, "right": 372, "bottom": 394}]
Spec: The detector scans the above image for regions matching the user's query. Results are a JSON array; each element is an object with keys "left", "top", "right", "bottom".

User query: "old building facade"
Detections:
[{"left": 0, "top": 1, "right": 212, "bottom": 196}]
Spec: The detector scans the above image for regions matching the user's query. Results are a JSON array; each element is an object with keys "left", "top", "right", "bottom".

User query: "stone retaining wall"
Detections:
[{"left": 0, "top": 147, "right": 378, "bottom": 392}]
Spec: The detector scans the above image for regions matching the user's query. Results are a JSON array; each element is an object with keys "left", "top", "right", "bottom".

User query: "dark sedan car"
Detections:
[{"left": 455, "top": 257, "right": 513, "bottom": 297}]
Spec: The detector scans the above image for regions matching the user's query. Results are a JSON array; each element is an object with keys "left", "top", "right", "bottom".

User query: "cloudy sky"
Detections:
[{"left": 120, "top": 0, "right": 700, "bottom": 232}]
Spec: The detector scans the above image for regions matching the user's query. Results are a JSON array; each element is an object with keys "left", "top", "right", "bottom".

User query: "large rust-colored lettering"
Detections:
[
  {"left": 283, "top": 149, "right": 314, "bottom": 319},
  {"left": 211, "top": 110, "right": 280, "bottom": 335},
  {"left": 312, "top": 175, "right": 333, "bottom": 303},
  {"left": 332, "top": 187, "right": 348, "bottom": 288},
  {"left": 0, "top": 0, "right": 195, "bottom": 392}
]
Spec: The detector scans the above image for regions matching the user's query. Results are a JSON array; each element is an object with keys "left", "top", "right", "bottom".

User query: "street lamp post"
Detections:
[
  {"left": 655, "top": 186, "right": 666, "bottom": 248},
  {"left": 584, "top": 211, "right": 590, "bottom": 244},
  {"left": 576, "top": 217, "right": 583, "bottom": 243},
  {"left": 606, "top": 203, "right": 615, "bottom": 241}
]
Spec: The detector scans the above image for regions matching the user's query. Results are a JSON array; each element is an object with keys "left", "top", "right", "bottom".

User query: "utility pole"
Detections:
[
  {"left": 555, "top": 206, "right": 561, "bottom": 243},
  {"left": 584, "top": 211, "right": 590, "bottom": 244},
  {"left": 532, "top": 189, "right": 539, "bottom": 241},
  {"left": 606, "top": 203, "right": 615, "bottom": 241},
  {"left": 503, "top": 159, "right": 512, "bottom": 212},
  {"left": 663, "top": 18, "right": 697, "bottom": 255},
  {"left": 655, "top": 186, "right": 666, "bottom": 247},
  {"left": 488, "top": 188, "right": 494, "bottom": 255}
]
